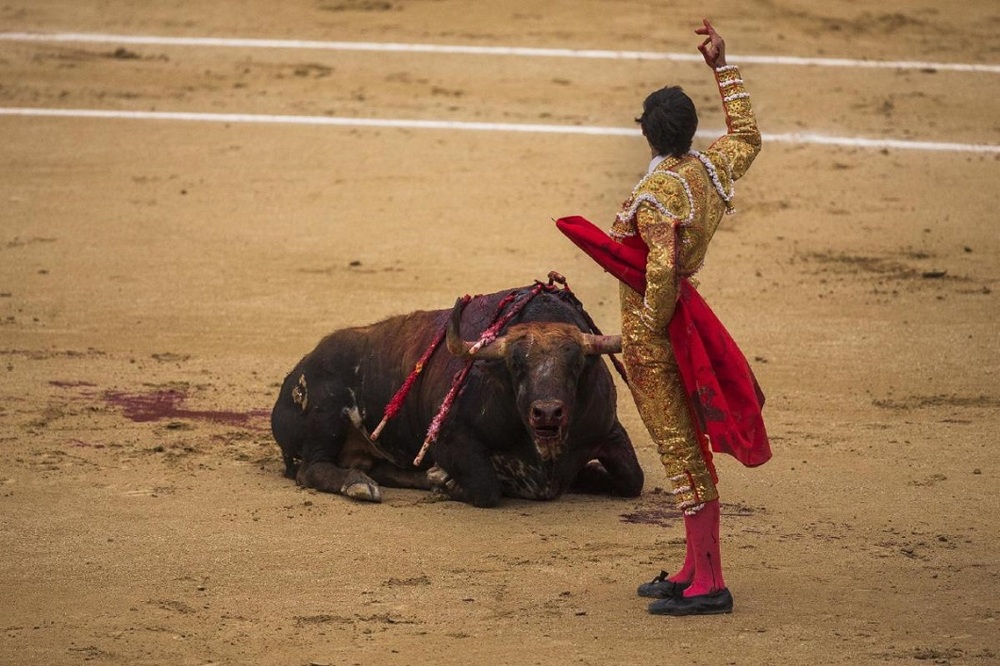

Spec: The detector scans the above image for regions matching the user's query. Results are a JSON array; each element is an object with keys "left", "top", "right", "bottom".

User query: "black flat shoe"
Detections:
[
  {"left": 647, "top": 588, "right": 734, "bottom": 616},
  {"left": 637, "top": 570, "right": 691, "bottom": 599}
]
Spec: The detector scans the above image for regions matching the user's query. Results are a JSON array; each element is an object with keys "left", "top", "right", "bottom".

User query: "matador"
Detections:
[{"left": 558, "top": 19, "right": 771, "bottom": 616}]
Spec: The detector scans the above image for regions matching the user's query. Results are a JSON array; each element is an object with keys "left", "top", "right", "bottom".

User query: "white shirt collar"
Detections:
[{"left": 647, "top": 154, "right": 667, "bottom": 174}]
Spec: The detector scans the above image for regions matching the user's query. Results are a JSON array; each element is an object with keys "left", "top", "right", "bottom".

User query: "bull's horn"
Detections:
[
  {"left": 446, "top": 298, "right": 508, "bottom": 360},
  {"left": 582, "top": 333, "right": 622, "bottom": 355},
  {"left": 470, "top": 336, "right": 508, "bottom": 360}
]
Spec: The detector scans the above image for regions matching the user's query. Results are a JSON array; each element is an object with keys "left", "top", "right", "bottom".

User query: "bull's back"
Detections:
[{"left": 271, "top": 310, "right": 457, "bottom": 454}]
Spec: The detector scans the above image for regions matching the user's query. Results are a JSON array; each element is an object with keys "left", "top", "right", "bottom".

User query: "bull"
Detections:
[{"left": 270, "top": 281, "right": 643, "bottom": 507}]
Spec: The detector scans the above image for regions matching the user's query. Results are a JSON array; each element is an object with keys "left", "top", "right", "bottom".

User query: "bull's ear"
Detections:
[
  {"left": 446, "top": 297, "right": 474, "bottom": 358},
  {"left": 582, "top": 333, "right": 622, "bottom": 355}
]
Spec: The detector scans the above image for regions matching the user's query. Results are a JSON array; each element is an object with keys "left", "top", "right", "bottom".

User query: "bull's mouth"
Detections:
[
  {"left": 532, "top": 425, "right": 563, "bottom": 442},
  {"left": 531, "top": 425, "right": 566, "bottom": 462}
]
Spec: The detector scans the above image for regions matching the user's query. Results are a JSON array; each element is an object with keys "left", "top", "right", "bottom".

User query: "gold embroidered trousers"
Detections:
[{"left": 620, "top": 284, "right": 718, "bottom": 511}]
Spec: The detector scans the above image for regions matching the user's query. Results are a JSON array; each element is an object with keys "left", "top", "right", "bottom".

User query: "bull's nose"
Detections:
[{"left": 530, "top": 400, "right": 565, "bottom": 426}]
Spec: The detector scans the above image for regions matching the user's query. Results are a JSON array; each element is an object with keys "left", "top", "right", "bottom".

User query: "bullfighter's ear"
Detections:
[{"left": 582, "top": 333, "right": 622, "bottom": 355}]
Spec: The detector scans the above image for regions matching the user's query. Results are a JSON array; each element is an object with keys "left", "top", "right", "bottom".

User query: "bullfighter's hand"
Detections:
[{"left": 695, "top": 18, "right": 727, "bottom": 68}]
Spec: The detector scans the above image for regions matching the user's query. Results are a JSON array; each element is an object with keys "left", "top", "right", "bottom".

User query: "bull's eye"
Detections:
[
  {"left": 508, "top": 349, "right": 527, "bottom": 377},
  {"left": 565, "top": 348, "right": 585, "bottom": 377}
]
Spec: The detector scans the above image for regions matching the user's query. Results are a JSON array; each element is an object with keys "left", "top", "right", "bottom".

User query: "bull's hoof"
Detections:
[
  {"left": 341, "top": 470, "right": 382, "bottom": 502},
  {"left": 342, "top": 480, "right": 382, "bottom": 502},
  {"left": 426, "top": 464, "right": 450, "bottom": 487},
  {"left": 426, "top": 464, "right": 460, "bottom": 500}
]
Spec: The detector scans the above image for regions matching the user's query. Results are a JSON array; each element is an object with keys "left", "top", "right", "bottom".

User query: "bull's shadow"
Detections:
[{"left": 271, "top": 277, "right": 643, "bottom": 508}]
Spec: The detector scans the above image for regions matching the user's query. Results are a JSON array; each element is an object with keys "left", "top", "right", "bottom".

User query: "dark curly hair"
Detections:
[{"left": 635, "top": 86, "right": 699, "bottom": 157}]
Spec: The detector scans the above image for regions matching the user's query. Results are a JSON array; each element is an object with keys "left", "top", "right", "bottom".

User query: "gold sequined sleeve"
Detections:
[
  {"left": 706, "top": 65, "right": 761, "bottom": 182},
  {"left": 635, "top": 175, "right": 690, "bottom": 333}
]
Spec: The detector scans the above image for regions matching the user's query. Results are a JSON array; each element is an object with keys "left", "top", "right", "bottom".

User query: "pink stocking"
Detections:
[
  {"left": 668, "top": 523, "right": 696, "bottom": 584},
  {"left": 681, "top": 499, "right": 726, "bottom": 597}
]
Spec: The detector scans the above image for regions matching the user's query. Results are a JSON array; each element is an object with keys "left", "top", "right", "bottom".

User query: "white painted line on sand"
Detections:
[
  {"left": 0, "top": 107, "right": 636, "bottom": 136},
  {"left": 2, "top": 31, "right": 998, "bottom": 74},
  {"left": 2, "top": 107, "right": 998, "bottom": 154}
]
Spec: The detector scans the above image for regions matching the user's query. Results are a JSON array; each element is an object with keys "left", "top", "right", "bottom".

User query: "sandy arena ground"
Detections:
[{"left": 1, "top": 1, "right": 998, "bottom": 664}]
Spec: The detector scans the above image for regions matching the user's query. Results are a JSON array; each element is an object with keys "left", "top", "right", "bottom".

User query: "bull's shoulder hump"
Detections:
[{"left": 518, "top": 291, "right": 589, "bottom": 329}]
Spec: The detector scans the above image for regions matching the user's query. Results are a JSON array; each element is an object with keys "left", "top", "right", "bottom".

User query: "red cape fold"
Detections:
[{"left": 555, "top": 215, "right": 772, "bottom": 469}]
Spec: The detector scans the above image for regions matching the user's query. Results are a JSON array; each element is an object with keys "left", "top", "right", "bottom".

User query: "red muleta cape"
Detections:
[{"left": 556, "top": 215, "right": 771, "bottom": 469}]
